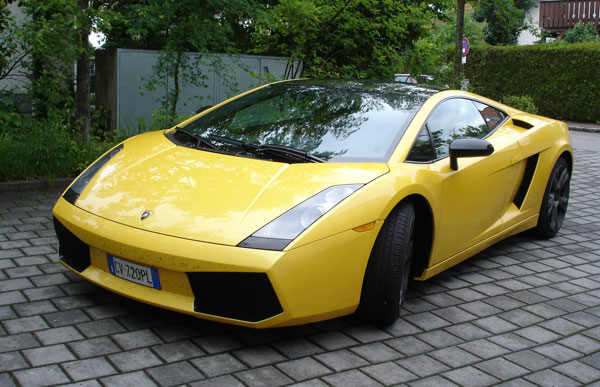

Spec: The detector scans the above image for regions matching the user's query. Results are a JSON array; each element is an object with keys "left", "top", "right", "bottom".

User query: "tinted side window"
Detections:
[
  {"left": 427, "top": 99, "right": 489, "bottom": 158},
  {"left": 473, "top": 101, "right": 506, "bottom": 130},
  {"left": 407, "top": 126, "right": 436, "bottom": 162}
]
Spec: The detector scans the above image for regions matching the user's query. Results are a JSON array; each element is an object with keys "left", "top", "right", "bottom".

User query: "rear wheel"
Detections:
[
  {"left": 357, "top": 201, "right": 415, "bottom": 324},
  {"left": 534, "top": 157, "right": 570, "bottom": 239}
]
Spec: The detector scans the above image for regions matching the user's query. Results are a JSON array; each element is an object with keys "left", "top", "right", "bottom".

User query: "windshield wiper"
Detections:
[
  {"left": 207, "top": 134, "right": 259, "bottom": 150},
  {"left": 207, "top": 135, "right": 323, "bottom": 163},
  {"left": 175, "top": 127, "right": 218, "bottom": 150},
  {"left": 256, "top": 144, "right": 325, "bottom": 163},
  {"left": 178, "top": 130, "right": 323, "bottom": 163}
]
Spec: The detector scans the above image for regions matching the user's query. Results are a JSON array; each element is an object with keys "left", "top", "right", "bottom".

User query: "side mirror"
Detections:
[{"left": 449, "top": 138, "right": 494, "bottom": 170}]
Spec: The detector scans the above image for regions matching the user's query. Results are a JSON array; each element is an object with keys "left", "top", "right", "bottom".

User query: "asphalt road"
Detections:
[{"left": 0, "top": 136, "right": 599, "bottom": 386}]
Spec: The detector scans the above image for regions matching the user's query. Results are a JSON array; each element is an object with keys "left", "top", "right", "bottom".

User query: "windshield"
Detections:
[{"left": 181, "top": 80, "right": 435, "bottom": 162}]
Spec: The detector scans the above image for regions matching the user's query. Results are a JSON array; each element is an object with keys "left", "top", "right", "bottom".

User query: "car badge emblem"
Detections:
[{"left": 140, "top": 210, "right": 153, "bottom": 220}]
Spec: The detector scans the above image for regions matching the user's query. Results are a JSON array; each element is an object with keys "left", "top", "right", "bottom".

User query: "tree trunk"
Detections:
[
  {"left": 170, "top": 52, "right": 182, "bottom": 118},
  {"left": 454, "top": 0, "right": 466, "bottom": 87},
  {"left": 75, "top": 0, "right": 90, "bottom": 142},
  {"left": 31, "top": 7, "right": 47, "bottom": 119},
  {"left": 75, "top": 38, "right": 90, "bottom": 142},
  {"left": 75, "top": 0, "right": 90, "bottom": 143}
]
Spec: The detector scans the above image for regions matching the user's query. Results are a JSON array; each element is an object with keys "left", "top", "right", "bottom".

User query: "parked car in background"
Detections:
[{"left": 395, "top": 73, "right": 435, "bottom": 84}]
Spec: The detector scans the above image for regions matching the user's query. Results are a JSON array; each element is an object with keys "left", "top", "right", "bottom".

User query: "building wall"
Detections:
[{"left": 518, "top": 0, "right": 542, "bottom": 45}]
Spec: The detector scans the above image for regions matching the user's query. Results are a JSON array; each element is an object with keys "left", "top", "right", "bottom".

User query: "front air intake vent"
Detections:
[
  {"left": 187, "top": 272, "right": 283, "bottom": 322},
  {"left": 53, "top": 217, "right": 91, "bottom": 272}
]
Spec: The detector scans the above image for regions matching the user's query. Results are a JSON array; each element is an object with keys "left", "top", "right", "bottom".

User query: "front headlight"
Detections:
[
  {"left": 238, "top": 184, "right": 363, "bottom": 251},
  {"left": 62, "top": 144, "right": 124, "bottom": 204}
]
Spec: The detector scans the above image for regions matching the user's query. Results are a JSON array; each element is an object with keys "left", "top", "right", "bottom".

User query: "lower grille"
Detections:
[
  {"left": 53, "top": 217, "right": 91, "bottom": 272},
  {"left": 187, "top": 272, "right": 283, "bottom": 322}
]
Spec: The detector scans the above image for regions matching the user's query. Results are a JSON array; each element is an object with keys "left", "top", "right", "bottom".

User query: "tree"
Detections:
[
  {"left": 0, "top": 0, "right": 31, "bottom": 88},
  {"left": 251, "top": 0, "right": 446, "bottom": 79},
  {"left": 401, "top": 4, "right": 484, "bottom": 84},
  {"left": 473, "top": 0, "right": 533, "bottom": 45},
  {"left": 1, "top": 2, "right": 12, "bottom": 76},
  {"left": 454, "top": 0, "right": 465, "bottom": 82},
  {"left": 75, "top": 0, "right": 92, "bottom": 142},
  {"left": 17, "top": 0, "right": 80, "bottom": 120},
  {"left": 1, "top": 0, "right": 107, "bottom": 142}
]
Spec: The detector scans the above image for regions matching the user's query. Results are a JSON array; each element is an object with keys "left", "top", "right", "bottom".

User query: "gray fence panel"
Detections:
[{"left": 112, "top": 49, "right": 300, "bottom": 135}]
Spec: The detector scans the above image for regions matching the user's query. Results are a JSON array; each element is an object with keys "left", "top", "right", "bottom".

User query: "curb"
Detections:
[
  {"left": 568, "top": 125, "right": 600, "bottom": 134},
  {"left": 0, "top": 177, "right": 72, "bottom": 194}
]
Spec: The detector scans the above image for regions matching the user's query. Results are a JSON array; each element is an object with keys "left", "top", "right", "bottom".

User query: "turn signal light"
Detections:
[{"left": 353, "top": 222, "right": 376, "bottom": 232}]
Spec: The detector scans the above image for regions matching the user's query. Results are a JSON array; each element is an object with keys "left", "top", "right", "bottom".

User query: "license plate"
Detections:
[{"left": 107, "top": 254, "right": 161, "bottom": 290}]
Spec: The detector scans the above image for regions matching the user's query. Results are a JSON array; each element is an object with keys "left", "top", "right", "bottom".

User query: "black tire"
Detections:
[
  {"left": 534, "top": 157, "right": 570, "bottom": 239},
  {"left": 357, "top": 201, "right": 415, "bottom": 325}
]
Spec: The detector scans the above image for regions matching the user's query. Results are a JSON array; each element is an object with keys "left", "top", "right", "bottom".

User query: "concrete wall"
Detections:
[{"left": 95, "top": 48, "right": 301, "bottom": 134}]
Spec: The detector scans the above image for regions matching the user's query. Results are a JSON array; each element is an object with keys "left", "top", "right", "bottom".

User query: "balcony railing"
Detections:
[{"left": 540, "top": 0, "right": 600, "bottom": 32}]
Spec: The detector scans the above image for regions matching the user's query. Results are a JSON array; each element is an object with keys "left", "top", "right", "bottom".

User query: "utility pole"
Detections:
[{"left": 454, "top": 0, "right": 466, "bottom": 87}]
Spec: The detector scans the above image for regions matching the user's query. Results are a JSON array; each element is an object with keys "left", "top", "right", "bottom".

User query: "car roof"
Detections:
[{"left": 282, "top": 78, "right": 441, "bottom": 98}]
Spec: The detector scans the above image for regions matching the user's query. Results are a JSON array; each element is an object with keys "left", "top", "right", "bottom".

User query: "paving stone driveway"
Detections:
[{"left": 1, "top": 147, "right": 600, "bottom": 387}]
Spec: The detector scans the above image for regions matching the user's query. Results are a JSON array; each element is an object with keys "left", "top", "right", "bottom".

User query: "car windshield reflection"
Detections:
[{"left": 183, "top": 80, "right": 437, "bottom": 162}]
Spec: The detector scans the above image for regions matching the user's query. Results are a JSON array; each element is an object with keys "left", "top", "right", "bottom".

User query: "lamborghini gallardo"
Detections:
[{"left": 53, "top": 79, "right": 572, "bottom": 327}]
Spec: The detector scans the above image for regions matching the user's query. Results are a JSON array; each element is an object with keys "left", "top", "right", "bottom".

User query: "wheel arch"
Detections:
[
  {"left": 560, "top": 150, "right": 573, "bottom": 172},
  {"left": 389, "top": 194, "right": 434, "bottom": 279}
]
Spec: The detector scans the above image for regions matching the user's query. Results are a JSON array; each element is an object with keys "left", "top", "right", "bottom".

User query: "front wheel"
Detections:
[
  {"left": 357, "top": 201, "right": 415, "bottom": 325},
  {"left": 534, "top": 157, "right": 570, "bottom": 239}
]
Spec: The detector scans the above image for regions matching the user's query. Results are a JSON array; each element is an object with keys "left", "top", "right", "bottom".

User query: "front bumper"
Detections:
[{"left": 52, "top": 198, "right": 381, "bottom": 328}]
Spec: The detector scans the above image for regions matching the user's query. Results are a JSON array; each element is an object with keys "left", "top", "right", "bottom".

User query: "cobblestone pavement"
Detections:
[{"left": 1, "top": 147, "right": 599, "bottom": 387}]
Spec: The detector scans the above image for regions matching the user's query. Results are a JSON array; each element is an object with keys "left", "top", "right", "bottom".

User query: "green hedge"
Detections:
[{"left": 465, "top": 42, "right": 600, "bottom": 122}]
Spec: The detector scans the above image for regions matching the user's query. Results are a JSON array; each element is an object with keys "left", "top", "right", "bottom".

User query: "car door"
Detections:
[{"left": 408, "top": 98, "right": 524, "bottom": 262}]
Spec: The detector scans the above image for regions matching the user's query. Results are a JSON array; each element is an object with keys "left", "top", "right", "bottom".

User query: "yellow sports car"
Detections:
[{"left": 53, "top": 79, "right": 572, "bottom": 328}]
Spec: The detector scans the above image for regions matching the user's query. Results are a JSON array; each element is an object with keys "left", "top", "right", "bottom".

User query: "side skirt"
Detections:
[{"left": 414, "top": 214, "right": 538, "bottom": 281}]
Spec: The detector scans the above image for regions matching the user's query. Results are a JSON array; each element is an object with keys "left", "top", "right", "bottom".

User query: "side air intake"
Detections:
[
  {"left": 512, "top": 118, "right": 534, "bottom": 130},
  {"left": 513, "top": 154, "right": 539, "bottom": 208}
]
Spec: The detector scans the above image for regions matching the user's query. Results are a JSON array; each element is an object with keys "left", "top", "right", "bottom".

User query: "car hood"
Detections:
[{"left": 75, "top": 131, "right": 389, "bottom": 246}]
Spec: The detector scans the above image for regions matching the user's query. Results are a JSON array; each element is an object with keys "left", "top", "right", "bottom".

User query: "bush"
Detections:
[
  {"left": 0, "top": 91, "right": 123, "bottom": 181},
  {"left": 0, "top": 118, "right": 117, "bottom": 181},
  {"left": 501, "top": 95, "right": 538, "bottom": 114},
  {"left": 563, "top": 22, "right": 600, "bottom": 43},
  {"left": 465, "top": 42, "right": 600, "bottom": 122}
]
